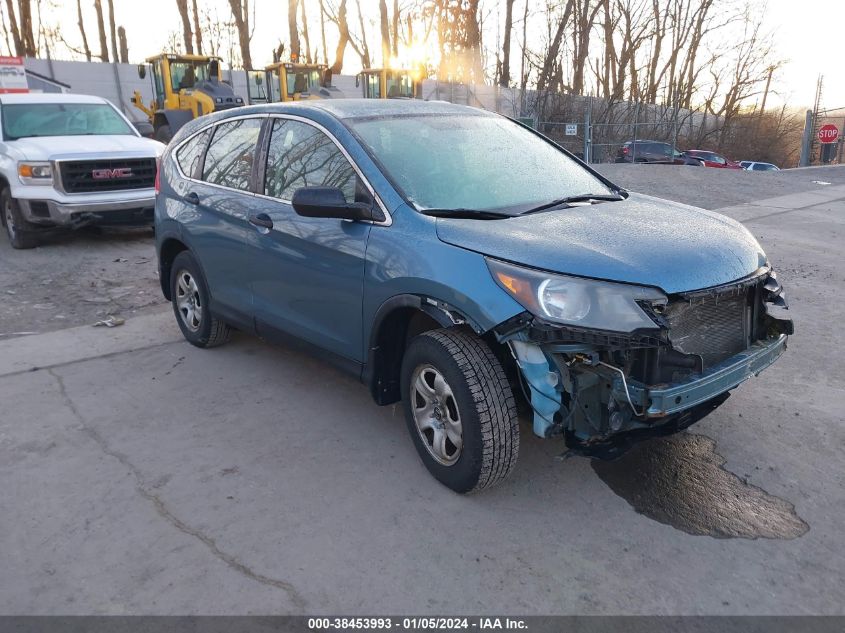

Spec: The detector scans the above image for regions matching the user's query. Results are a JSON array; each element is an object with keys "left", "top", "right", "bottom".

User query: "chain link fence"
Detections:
[{"left": 419, "top": 80, "right": 721, "bottom": 165}]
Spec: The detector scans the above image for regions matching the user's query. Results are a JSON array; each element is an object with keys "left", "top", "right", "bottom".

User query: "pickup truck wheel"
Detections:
[
  {"left": 1, "top": 188, "right": 40, "bottom": 249},
  {"left": 169, "top": 251, "right": 231, "bottom": 348},
  {"left": 401, "top": 328, "right": 519, "bottom": 493}
]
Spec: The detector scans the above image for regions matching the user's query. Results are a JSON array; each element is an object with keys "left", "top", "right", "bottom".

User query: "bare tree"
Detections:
[
  {"left": 288, "top": 0, "right": 300, "bottom": 59},
  {"left": 106, "top": 0, "right": 118, "bottom": 62},
  {"left": 117, "top": 24, "right": 128, "bottom": 62},
  {"left": 354, "top": 0, "right": 371, "bottom": 68},
  {"left": 318, "top": 0, "right": 328, "bottom": 64},
  {"left": 75, "top": 0, "right": 91, "bottom": 60},
  {"left": 192, "top": 0, "right": 202, "bottom": 54},
  {"left": 227, "top": 0, "right": 253, "bottom": 68},
  {"left": 391, "top": 0, "right": 399, "bottom": 57},
  {"left": 327, "top": 0, "right": 350, "bottom": 73},
  {"left": 4, "top": 0, "right": 37, "bottom": 56},
  {"left": 175, "top": 0, "right": 194, "bottom": 54},
  {"left": 379, "top": 0, "right": 390, "bottom": 65},
  {"left": 93, "top": 0, "right": 109, "bottom": 61},
  {"left": 300, "top": 0, "right": 311, "bottom": 62},
  {"left": 499, "top": 0, "right": 515, "bottom": 87}
]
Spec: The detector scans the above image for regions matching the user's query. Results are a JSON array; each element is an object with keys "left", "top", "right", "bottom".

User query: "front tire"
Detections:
[
  {"left": 401, "top": 328, "right": 519, "bottom": 493},
  {"left": 1, "top": 188, "right": 40, "bottom": 249},
  {"left": 169, "top": 251, "right": 231, "bottom": 348}
]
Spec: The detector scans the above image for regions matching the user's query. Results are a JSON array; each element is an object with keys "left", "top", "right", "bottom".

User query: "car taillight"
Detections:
[{"left": 154, "top": 158, "right": 160, "bottom": 194}]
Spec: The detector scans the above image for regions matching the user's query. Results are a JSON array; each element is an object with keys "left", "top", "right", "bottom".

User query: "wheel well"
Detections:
[
  {"left": 368, "top": 307, "right": 443, "bottom": 405},
  {"left": 159, "top": 238, "right": 188, "bottom": 299}
]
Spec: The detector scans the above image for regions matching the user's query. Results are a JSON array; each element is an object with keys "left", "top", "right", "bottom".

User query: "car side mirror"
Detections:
[
  {"left": 137, "top": 64, "right": 147, "bottom": 79},
  {"left": 291, "top": 186, "right": 380, "bottom": 222}
]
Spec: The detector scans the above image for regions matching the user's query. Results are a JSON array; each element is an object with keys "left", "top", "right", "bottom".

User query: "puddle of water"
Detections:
[{"left": 591, "top": 433, "right": 808, "bottom": 540}]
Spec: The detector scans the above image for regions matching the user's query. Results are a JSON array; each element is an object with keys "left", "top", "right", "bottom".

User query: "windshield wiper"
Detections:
[
  {"left": 420, "top": 207, "right": 513, "bottom": 220},
  {"left": 520, "top": 193, "right": 625, "bottom": 215}
]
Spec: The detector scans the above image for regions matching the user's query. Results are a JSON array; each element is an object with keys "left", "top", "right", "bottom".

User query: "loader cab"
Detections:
[
  {"left": 132, "top": 53, "right": 243, "bottom": 142},
  {"left": 356, "top": 68, "right": 421, "bottom": 99},
  {"left": 264, "top": 62, "right": 329, "bottom": 102}
]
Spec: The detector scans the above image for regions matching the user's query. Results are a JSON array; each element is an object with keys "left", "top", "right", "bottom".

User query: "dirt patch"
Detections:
[
  {"left": 0, "top": 227, "right": 166, "bottom": 338},
  {"left": 592, "top": 433, "right": 809, "bottom": 540}
]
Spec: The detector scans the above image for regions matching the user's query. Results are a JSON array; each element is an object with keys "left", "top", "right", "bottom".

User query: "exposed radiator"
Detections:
[{"left": 665, "top": 291, "right": 749, "bottom": 368}]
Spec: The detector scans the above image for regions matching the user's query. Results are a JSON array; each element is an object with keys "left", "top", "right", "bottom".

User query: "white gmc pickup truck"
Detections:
[{"left": 0, "top": 93, "right": 164, "bottom": 249}]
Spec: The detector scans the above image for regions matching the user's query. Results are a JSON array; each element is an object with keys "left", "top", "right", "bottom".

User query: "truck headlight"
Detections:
[
  {"left": 487, "top": 258, "right": 666, "bottom": 332},
  {"left": 18, "top": 162, "right": 53, "bottom": 185}
]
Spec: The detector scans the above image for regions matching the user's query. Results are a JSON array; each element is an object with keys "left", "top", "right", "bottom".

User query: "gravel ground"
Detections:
[
  {"left": 1, "top": 164, "right": 843, "bottom": 337},
  {"left": 593, "top": 163, "right": 845, "bottom": 209},
  {"left": 0, "top": 227, "right": 162, "bottom": 338}
]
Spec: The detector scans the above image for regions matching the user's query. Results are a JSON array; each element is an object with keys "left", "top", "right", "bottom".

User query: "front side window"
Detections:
[
  {"left": 385, "top": 72, "right": 414, "bottom": 98},
  {"left": 286, "top": 69, "right": 321, "bottom": 96},
  {"left": 349, "top": 114, "right": 612, "bottom": 212},
  {"left": 176, "top": 128, "right": 211, "bottom": 178},
  {"left": 263, "top": 118, "right": 356, "bottom": 202},
  {"left": 169, "top": 61, "right": 210, "bottom": 91},
  {"left": 202, "top": 118, "right": 262, "bottom": 191},
  {"left": 365, "top": 74, "right": 381, "bottom": 98},
  {"left": 1, "top": 103, "right": 135, "bottom": 140}
]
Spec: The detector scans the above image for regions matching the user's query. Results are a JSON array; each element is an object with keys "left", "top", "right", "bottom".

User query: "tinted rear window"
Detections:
[
  {"left": 175, "top": 129, "right": 211, "bottom": 178},
  {"left": 202, "top": 118, "right": 262, "bottom": 191}
]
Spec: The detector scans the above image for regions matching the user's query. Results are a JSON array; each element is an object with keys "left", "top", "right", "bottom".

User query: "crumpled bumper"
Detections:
[{"left": 618, "top": 334, "right": 788, "bottom": 418}]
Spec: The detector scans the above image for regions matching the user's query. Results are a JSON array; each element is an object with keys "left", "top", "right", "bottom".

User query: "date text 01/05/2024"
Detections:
[{"left": 307, "top": 617, "right": 528, "bottom": 630}]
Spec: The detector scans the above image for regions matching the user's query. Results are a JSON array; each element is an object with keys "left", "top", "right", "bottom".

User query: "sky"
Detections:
[{"left": 31, "top": 0, "right": 845, "bottom": 109}]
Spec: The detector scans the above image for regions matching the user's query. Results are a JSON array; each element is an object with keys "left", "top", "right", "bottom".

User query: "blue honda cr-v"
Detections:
[{"left": 155, "top": 99, "right": 792, "bottom": 493}]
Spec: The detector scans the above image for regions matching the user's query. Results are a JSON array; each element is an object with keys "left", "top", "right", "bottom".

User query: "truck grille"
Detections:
[
  {"left": 59, "top": 158, "right": 156, "bottom": 194},
  {"left": 665, "top": 291, "right": 749, "bottom": 368}
]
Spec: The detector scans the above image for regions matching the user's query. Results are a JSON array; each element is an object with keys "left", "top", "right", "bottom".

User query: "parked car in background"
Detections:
[
  {"left": 684, "top": 149, "right": 742, "bottom": 169},
  {"left": 615, "top": 140, "right": 702, "bottom": 165},
  {"left": 740, "top": 161, "right": 780, "bottom": 172},
  {"left": 0, "top": 93, "right": 164, "bottom": 249},
  {"left": 156, "top": 100, "right": 792, "bottom": 493}
]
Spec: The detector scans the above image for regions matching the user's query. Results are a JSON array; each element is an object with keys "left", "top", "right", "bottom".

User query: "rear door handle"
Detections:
[
  {"left": 184, "top": 191, "right": 200, "bottom": 205},
  {"left": 248, "top": 213, "right": 274, "bottom": 230}
]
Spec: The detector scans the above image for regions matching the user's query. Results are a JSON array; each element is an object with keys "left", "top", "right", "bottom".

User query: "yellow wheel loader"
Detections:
[
  {"left": 131, "top": 53, "right": 245, "bottom": 143},
  {"left": 356, "top": 68, "right": 422, "bottom": 99},
  {"left": 254, "top": 62, "right": 336, "bottom": 103}
]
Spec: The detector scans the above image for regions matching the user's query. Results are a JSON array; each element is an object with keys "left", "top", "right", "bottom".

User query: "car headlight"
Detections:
[
  {"left": 18, "top": 162, "right": 53, "bottom": 184},
  {"left": 487, "top": 258, "right": 667, "bottom": 332}
]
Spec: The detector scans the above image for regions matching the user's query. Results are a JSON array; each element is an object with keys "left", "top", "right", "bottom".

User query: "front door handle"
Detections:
[
  {"left": 248, "top": 213, "right": 274, "bottom": 230},
  {"left": 184, "top": 191, "right": 200, "bottom": 205}
]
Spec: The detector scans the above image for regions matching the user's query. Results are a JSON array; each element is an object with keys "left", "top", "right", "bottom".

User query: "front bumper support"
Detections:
[{"left": 618, "top": 334, "right": 788, "bottom": 418}]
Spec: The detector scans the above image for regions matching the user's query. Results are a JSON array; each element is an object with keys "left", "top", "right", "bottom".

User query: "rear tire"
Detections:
[
  {"left": 155, "top": 124, "right": 173, "bottom": 143},
  {"left": 1, "top": 187, "right": 40, "bottom": 249},
  {"left": 169, "top": 251, "right": 231, "bottom": 348},
  {"left": 400, "top": 328, "right": 519, "bottom": 493}
]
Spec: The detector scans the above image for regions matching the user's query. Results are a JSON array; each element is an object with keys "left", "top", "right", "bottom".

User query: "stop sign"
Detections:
[{"left": 818, "top": 124, "right": 839, "bottom": 144}]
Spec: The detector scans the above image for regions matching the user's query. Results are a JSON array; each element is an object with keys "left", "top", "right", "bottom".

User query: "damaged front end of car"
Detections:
[{"left": 487, "top": 258, "right": 793, "bottom": 459}]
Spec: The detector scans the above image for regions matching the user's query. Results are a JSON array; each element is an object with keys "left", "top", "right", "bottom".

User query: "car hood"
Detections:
[
  {"left": 434, "top": 192, "right": 767, "bottom": 294},
  {"left": 10, "top": 135, "right": 164, "bottom": 160}
]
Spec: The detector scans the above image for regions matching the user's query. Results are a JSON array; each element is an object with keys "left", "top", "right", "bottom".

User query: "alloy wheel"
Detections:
[
  {"left": 410, "top": 364, "right": 463, "bottom": 466},
  {"left": 175, "top": 269, "right": 203, "bottom": 332}
]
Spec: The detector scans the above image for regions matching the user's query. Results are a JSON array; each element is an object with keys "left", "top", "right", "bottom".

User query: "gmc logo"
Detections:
[{"left": 92, "top": 167, "right": 133, "bottom": 179}]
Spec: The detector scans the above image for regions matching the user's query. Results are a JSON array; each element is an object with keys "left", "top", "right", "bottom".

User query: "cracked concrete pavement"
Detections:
[{"left": 1, "top": 167, "right": 844, "bottom": 615}]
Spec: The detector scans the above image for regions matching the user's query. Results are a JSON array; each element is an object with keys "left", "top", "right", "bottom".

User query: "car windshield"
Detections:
[
  {"left": 1, "top": 103, "right": 135, "bottom": 140},
  {"left": 349, "top": 114, "right": 613, "bottom": 213}
]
